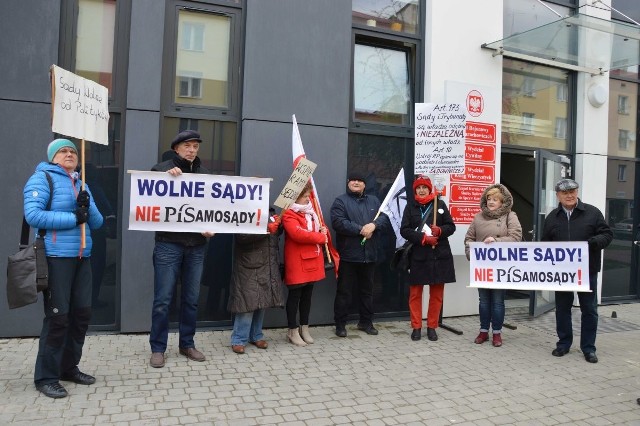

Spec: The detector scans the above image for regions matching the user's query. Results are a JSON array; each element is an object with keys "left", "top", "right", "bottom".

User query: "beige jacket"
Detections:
[{"left": 464, "top": 184, "right": 523, "bottom": 260}]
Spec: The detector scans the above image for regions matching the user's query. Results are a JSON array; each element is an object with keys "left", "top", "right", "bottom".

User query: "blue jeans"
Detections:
[
  {"left": 230, "top": 310, "right": 265, "bottom": 346},
  {"left": 478, "top": 288, "right": 505, "bottom": 332},
  {"left": 555, "top": 273, "right": 599, "bottom": 354},
  {"left": 150, "top": 242, "right": 205, "bottom": 353}
]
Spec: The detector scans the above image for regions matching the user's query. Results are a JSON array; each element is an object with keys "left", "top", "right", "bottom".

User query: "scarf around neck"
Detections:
[
  {"left": 289, "top": 201, "right": 319, "bottom": 231},
  {"left": 415, "top": 193, "right": 436, "bottom": 206}
]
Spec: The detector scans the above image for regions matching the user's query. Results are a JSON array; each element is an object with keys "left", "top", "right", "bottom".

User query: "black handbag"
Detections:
[
  {"left": 6, "top": 172, "right": 52, "bottom": 309},
  {"left": 390, "top": 206, "right": 432, "bottom": 272}
]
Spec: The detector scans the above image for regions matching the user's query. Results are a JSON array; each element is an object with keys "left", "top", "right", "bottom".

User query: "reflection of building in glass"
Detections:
[{"left": 175, "top": 10, "right": 230, "bottom": 108}]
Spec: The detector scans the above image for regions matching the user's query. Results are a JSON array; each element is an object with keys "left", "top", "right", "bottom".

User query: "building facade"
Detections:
[{"left": 0, "top": 0, "right": 638, "bottom": 337}]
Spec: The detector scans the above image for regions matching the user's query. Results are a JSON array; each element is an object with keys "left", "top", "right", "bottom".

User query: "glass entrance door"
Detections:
[{"left": 529, "top": 149, "right": 570, "bottom": 316}]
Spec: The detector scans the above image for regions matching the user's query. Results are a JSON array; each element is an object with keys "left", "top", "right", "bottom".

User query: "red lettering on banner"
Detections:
[
  {"left": 475, "top": 268, "right": 494, "bottom": 282},
  {"left": 136, "top": 206, "right": 160, "bottom": 222}
]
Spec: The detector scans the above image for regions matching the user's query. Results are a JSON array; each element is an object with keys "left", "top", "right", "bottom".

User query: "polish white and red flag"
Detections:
[{"left": 292, "top": 114, "right": 340, "bottom": 276}]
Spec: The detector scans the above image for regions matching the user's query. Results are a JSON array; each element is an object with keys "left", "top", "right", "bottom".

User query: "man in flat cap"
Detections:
[
  {"left": 330, "top": 170, "right": 390, "bottom": 337},
  {"left": 148, "top": 130, "right": 215, "bottom": 368},
  {"left": 542, "top": 178, "right": 612, "bottom": 364}
]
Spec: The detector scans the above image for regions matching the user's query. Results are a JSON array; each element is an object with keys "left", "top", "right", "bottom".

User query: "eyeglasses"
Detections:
[{"left": 56, "top": 148, "right": 77, "bottom": 155}]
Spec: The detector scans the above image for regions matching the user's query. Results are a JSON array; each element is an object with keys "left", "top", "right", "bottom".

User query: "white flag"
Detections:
[{"left": 379, "top": 168, "right": 407, "bottom": 248}]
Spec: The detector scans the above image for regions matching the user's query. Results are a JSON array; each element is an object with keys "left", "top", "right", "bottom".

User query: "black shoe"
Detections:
[
  {"left": 584, "top": 352, "right": 598, "bottom": 363},
  {"left": 61, "top": 371, "right": 96, "bottom": 385},
  {"left": 335, "top": 326, "right": 347, "bottom": 337},
  {"left": 36, "top": 382, "right": 68, "bottom": 399},
  {"left": 426, "top": 327, "right": 438, "bottom": 341},
  {"left": 552, "top": 347, "right": 570, "bottom": 357},
  {"left": 411, "top": 329, "right": 421, "bottom": 341},
  {"left": 356, "top": 323, "right": 379, "bottom": 335}
]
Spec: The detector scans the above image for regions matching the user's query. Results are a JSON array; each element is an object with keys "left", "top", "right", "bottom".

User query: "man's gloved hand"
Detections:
[
  {"left": 588, "top": 238, "right": 598, "bottom": 249},
  {"left": 267, "top": 215, "right": 280, "bottom": 234},
  {"left": 430, "top": 225, "right": 441, "bottom": 237},
  {"left": 422, "top": 234, "right": 438, "bottom": 247},
  {"left": 76, "top": 190, "right": 90, "bottom": 208},
  {"left": 75, "top": 206, "right": 89, "bottom": 225}
]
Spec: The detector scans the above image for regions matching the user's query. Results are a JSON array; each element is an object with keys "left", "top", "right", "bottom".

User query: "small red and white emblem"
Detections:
[{"left": 467, "top": 90, "right": 483, "bottom": 117}]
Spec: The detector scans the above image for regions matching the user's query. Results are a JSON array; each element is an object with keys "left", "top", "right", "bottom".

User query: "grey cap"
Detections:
[{"left": 555, "top": 178, "right": 579, "bottom": 192}]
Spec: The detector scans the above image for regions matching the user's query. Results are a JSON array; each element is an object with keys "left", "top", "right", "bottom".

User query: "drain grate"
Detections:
[{"left": 507, "top": 309, "right": 640, "bottom": 336}]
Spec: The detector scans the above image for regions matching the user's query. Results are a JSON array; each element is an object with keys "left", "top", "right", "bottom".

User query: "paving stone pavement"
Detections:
[{"left": 1, "top": 303, "right": 639, "bottom": 426}]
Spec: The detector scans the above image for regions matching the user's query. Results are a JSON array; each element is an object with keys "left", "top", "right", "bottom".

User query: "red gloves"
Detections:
[
  {"left": 267, "top": 215, "right": 281, "bottom": 234},
  {"left": 430, "top": 225, "right": 441, "bottom": 237},
  {"left": 421, "top": 234, "right": 438, "bottom": 247}
]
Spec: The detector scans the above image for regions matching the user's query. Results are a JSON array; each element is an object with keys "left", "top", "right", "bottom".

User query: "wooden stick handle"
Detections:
[{"left": 81, "top": 139, "right": 86, "bottom": 249}]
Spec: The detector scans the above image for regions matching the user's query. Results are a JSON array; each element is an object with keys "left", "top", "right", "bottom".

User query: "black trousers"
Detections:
[
  {"left": 34, "top": 257, "right": 92, "bottom": 385},
  {"left": 286, "top": 283, "right": 314, "bottom": 329},
  {"left": 333, "top": 261, "right": 376, "bottom": 326}
]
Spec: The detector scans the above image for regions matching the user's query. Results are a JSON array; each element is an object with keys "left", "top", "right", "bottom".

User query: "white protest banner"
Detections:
[
  {"left": 51, "top": 65, "right": 110, "bottom": 145},
  {"left": 415, "top": 103, "right": 466, "bottom": 175},
  {"left": 128, "top": 171, "right": 270, "bottom": 234},
  {"left": 274, "top": 157, "right": 317, "bottom": 209},
  {"left": 469, "top": 241, "right": 590, "bottom": 292}
]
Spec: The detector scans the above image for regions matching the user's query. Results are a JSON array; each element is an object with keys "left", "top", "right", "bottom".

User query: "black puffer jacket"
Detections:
[
  {"left": 330, "top": 189, "right": 390, "bottom": 263},
  {"left": 151, "top": 155, "right": 209, "bottom": 247},
  {"left": 541, "top": 199, "right": 612, "bottom": 275},
  {"left": 227, "top": 232, "right": 284, "bottom": 313},
  {"left": 400, "top": 199, "right": 456, "bottom": 285}
]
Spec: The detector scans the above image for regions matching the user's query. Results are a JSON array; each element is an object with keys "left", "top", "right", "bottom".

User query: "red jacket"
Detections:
[{"left": 282, "top": 209, "right": 326, "bottom": 285}]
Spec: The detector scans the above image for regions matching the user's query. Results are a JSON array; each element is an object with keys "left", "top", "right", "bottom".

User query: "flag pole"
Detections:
[
  {"left": 311, "top": 196, "right": 332, "bottom": 263},
  {"left": 80, "top": 138, "right": 86, "bottom": 249}
]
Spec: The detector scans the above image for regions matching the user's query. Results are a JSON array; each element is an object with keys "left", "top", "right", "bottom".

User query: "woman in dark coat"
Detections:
[
  {"left": 227, "top": 208, "right": 284, "bottom": 354},
  {"left": 400, "top": 175, "right": 456, "bottom": 342}
]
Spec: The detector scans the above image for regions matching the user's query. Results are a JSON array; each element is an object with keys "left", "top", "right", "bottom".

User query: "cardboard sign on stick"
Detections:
[
  {"left": 274, "top": 157, "right": 317, "bottom": 209},
  {"left": 51, "top": 65, "right": 110, "bottom": 145}
]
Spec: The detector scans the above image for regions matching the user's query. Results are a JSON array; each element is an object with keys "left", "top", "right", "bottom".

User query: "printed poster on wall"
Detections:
[
  {"left": 414, "top": 103, "right": 466, "bottom": 175},
  {"left": 445, "top": 82, "right": 501, "bottom": 224}
]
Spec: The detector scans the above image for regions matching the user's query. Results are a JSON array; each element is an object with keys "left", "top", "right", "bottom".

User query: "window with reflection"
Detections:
[
  {"left": 174, "top": 9, "right": 231, "bottom": 108},
  {"left": 75, "top": 0, "right": 116, "bottom": 95},
  {"left": 502, "top": 58, "right": 570, "bottom": 151},
  {"left": 603, "top": 78, "right": 638, "bottom": 298},
  {"left": 353, "top": 42, "right": 411, "bottom": 125},
  {"left": 352, "top": 0, "right": 419, "bottom": 34}
]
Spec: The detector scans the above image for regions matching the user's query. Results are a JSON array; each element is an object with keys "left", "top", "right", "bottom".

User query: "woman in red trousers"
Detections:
[
  {"left": 400, "top": 175, "right": 456, "bottom": 342},
  {"left": 282, "top": 182, "right": 328, "bottom": 346}
]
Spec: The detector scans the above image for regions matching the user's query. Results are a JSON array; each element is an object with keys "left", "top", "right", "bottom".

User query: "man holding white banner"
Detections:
[
  {"left": 542, "top": 178, "right": 612, "bottom": 364},
  {"left": 148, "top": 130, "right": 214, "bottom": 368}
]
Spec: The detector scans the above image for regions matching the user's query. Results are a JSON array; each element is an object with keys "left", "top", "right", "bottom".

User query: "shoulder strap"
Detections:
[
  {"left": 21, "top": 171, "right": 53, "bottom": 245},
  {"left": 416, "top": 204, "right": 432, "bottom": 231}
]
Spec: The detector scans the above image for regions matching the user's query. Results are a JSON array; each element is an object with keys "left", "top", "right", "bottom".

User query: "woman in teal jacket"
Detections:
[{"left": 23, "top": 139, "right": 103, "bottom": 399}]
